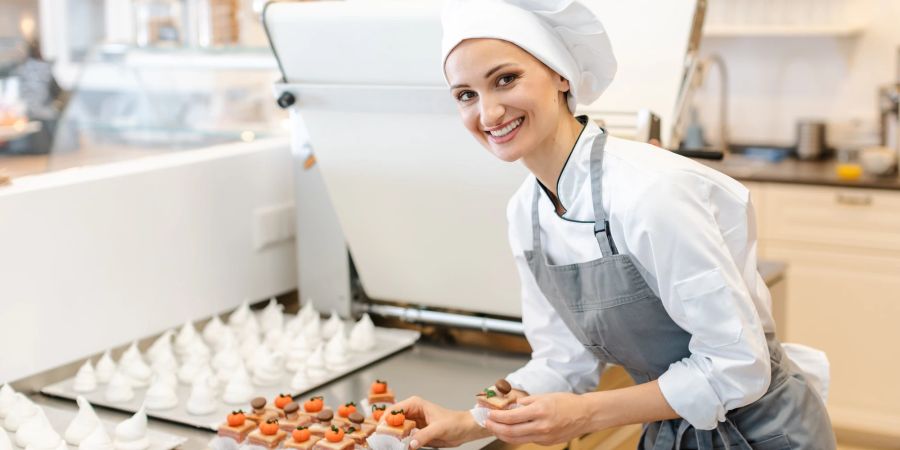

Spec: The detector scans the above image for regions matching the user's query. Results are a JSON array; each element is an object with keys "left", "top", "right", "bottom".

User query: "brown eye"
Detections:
[
  {"left": 456, "top": 90, "right": 476, "bottom": 102},
  {"left": 497, "top": 74, "right": 517, "bottom": 86}
]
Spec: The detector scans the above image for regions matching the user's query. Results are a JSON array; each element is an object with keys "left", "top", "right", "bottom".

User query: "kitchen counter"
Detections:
[
  {"left": 696, "top": 154, "right": 900, "bottom": 191},
  {"left": 25, "top": 343, "right": 529, "bottom": 450}
]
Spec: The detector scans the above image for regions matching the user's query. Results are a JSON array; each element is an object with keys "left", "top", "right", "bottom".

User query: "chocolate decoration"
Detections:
[
  {"left": 251, "top": 397, "right": 267, "bottom": 409},
  {"left": 348, "top": 412, "right": 364, "bottom": 424},
  {"left": 283, "top": 402, "right": 299, "bottom": 414},
  {"left": 316, "top": 409, "right": 334, "bottom": 422},
  {"left": 495, "top": 379, "right": 512, "bottom": 395}
]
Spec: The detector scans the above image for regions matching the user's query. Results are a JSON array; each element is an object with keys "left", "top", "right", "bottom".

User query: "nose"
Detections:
[{"left": 479, "top": 93, "right": 506, "bottom": 129}]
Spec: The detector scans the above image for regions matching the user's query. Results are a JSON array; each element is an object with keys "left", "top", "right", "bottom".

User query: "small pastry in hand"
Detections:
[
  {"left": 308, "top": 409, "right": 334, "bottom": 437},
  {"left": 312, "top": 425, "right": 355, "bottom": 450},
  {"left": 367, "top": 379, "right": 394, "bottom": 405},
  {"left": 285, "top": 426, "right": 321, "bottom": 450},
  {"left": 476, "top": 379, "right": 516, "bottom": 410},
  {"left": 343, "top": 412, "right": 373, "bottom": 445},
  {"left": 332, "top": 402, "right": 357, "bottom": 428},
  {"left": 375, "top": 409, "right": 415, "bottom": 439},
  {"left": 364, "top": 404, "right": 386, "bottom": 429},
  {"left": 247, "top": 418, "right": 287, "bottom": 449},
  {"left": 279, "top": 402, "right": 312, "bottom": 432},
  {"left": 217, "top": 410, "right": 256, "bottom": 443},
  {"left": 248, "top": 397, "right": 283, "bottom": 424}
]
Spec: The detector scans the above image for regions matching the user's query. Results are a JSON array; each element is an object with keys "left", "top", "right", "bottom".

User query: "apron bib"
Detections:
[{"left": 523, "top": 132, "right": 835, "bottom": 449}]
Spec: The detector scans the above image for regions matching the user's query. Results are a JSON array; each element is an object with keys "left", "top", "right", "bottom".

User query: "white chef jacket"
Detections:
[{"left": 504, "top": 119, "right": 782, "bottom": 430}]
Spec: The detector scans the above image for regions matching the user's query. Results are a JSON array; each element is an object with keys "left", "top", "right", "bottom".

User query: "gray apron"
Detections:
[{"left": 524, "top": 132, "right": 836, "bottom": 449}]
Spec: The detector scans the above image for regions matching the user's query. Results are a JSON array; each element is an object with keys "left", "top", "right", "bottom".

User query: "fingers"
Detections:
[
  {"left": 515, "top": 395, "right": 535, "bottom": 405},
  {"left": 408, "top": 426, "right": 435, "bottom": 450},
  {"left": 488, "top": 403, "right": 539, "bottom": 425},
  {"left": 484, "top": 419, "right": 547, "bottom": 444}
]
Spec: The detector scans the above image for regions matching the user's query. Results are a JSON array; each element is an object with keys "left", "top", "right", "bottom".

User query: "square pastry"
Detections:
[
  {"left": 284, "top": 436, "right": 321, "bottom": 450},
  {"left": 312, "top": 437, "right": 356, "bottom": 450},
  {"left": 375, "top": 420, "right": 416, "bottom": 439},
  {"left": 247, "top": 428, "right": 288, "bottom": 449},
  {"left": 217, "top": 420, "right": 257, "bottom": 443}
]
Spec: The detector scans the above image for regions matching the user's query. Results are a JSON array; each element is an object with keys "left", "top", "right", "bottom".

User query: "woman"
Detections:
[{"left": 394, "top": 1, "right": 835, "bottom": 449}]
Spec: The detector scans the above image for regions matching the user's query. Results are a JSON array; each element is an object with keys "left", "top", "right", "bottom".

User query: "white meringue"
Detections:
[
  {"left": 174, "top": 321, "right": 198, "bottom": 356},
  {"left": 289, "top": 362, "right": 310, "bottom": 391},
  {"left": 251, "top": 351, "right": 285, "bottom": 387},
  {"left": 113, "top": 407, "right": 149, "bottom": 450},
  {"left": 185, "top": 339, "right": 211, "bottom": 363},
  {"left": 297, "top": 300, "right": 318, "bottom": 324},
  {"left": 64, "top": 397, "right": 101, "bottom": 445},
  {"left": 0, "top": 384, "right": 17, "bottom": 419},
  {"left": 228, "top": 300, "right": 252, "bottom": 327},
  {"left": 103, "top": 372, "right": 134, "bottom": 404},
  {"left": 145, "top": 331, "right": 173, "bottom": 364},
  {"left": 202, "top": 315, "right": 226, "bottom": 348},
  {"left": 300, "top": 315, "right": 322, "bottom": 350},
  {"left": 143, "top": 377, "right": 178, "bottom": 411},
  {"left": 176, "top": 359, "right": 210, "bottom": 385},
  {"left": 0, "top": 428, "right": 11, "bottom": 450},
  {"left": 211, "top": 342, "right": 241, "bottom": 373},
  {"left": 50, "top": 440, "right": 68, "bottom": 450},
  {"left": 185, "top": 378, "right": 217, "bottom": 416},
  {"left": 148, "top": 352, "right": 177, "bottom": 374},
  {"left": 20, "top": 416, "right": 61, "bottom": 450},
  {"left": 321, "top": 311, "right": 343, "bottom": 340},
  {"left": 262, "top": 329, "right": 287, "bottom": 353},
  {"left": 4, "top": 394, "right": 37, "bottom": 431},
  {"left": 324, "top": 333, "right": 350, "bottom": 370},
  {"left": 78, "top": 425, "right": 113, "bottom": 450},
  {"left": 15, "top": 410, "right": 51, "bottom": 447},
  {"left": 258, "top": 299, "right": 284, "bottom": 331},
  {"left": 238, "top": 334, "right": 261, "bottom": 364},
  {"left": 305, "top": 344, "right": 329, "bottom": 382},
  {"left": 349, "top": 314, "right": 377, "bottom": 353},
  {"left": 150, "top": 369, "right": 177, "bottom": 391},
  {"left": 285, "top": 333, "right": 311, "bottom": 372},
  {"left": 94, "top": 352, "right": 116, "bottom": 384},
  {"left": 234, "top": 316, "right": 260, "bottom": 342},
  {"left": 222, "top": 367, "right": 255, "bottom": 405},
  {"left": 72, "top": 362, "right": 98, "bottom": 393},
  {"left": 118, "top": 344, "right": 151, "bottom": 388}
]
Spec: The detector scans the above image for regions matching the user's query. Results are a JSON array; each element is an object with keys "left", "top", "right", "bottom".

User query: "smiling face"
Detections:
[{"left": 445, "top": 38, "right": 571, "bottom": 163}]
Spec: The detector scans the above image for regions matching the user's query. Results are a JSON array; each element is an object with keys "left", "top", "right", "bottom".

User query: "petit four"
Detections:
[
  {"left": 307, "top": 410, "right": 333, "bottom": 437},
  {"left": 300, "top": 396, "right": 325, "bottom": 423},
  {"left": 332, "top": 403, "right": 357, "bottom": 428},
  {"left": 368, "top": 379, "right": 394, "bottom": 405},
  {"left": 247, "top": 397, "right": 283, "bottom": 424},
  {"left": 65, "top": 396, "right": 101, "bottom": 445},
  {"left": 365, "top": 404, "right": 386, "bottom": 430},
  {"left": 344, "top": 412, "right": 373, "bottom": 445},
  {"left": 73, "top": 361, "right": 98, "bottom": 393},
  {"left": 247, "top": 419, "right": 287, "bottom": 450},
  {"left": 476, "top": 379, "right": 516, "bottom": 410},
  {"left": 284, "top": 426, "right": 320, "bottom": 450},
  {"left": 278, "top": 402, "right": 311, "bottom": 432},
  {"left": 217, "top": 410, "right": 256, "bottom": 443},
  {"left": 311, "top": 426, "right": 354, "bottom": 450},
  {"left": 113, "top": 406, "right": 150, "bottom": 450},
  {"left": 375, "top": 410, "right": 415, "bottom": 439}
]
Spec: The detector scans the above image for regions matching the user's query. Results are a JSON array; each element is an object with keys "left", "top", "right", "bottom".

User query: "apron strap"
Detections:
[
  {"left": 587, "top": 131, "right": 618, "bottom": 256},
  {"left": 530, "top": 184, "right": 542, "bottom": 252}
]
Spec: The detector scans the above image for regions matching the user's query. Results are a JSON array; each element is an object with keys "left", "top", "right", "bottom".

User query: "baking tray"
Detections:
[
  {"left": 9, "top": 402, "right": 186, "bottom": 450},
  {"left": 41, "top": 327, "right": 420, "bottom": 431}
]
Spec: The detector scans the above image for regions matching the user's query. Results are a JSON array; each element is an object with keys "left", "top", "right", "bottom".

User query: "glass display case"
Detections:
[{"left": 0, "top": 44, "right": 285, "bottom": 178}]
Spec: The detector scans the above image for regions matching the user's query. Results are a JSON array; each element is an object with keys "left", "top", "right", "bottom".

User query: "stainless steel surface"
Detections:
[
  {"left": 366, "top": 304, "right": 524, "bottom": 335},
  {"left": 29, "top": 343, "right": 529, "bottom": 450},
  {"left": 42, "top": 327, "right": 420, "bottom": 431},
  {"left": 795, "top": 120, "right": 827, "bottom": 160}
]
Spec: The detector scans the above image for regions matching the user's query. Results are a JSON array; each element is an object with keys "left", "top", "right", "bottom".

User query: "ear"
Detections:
[{"left": 556, "top": 74, "right": 571, "bottom": 94}]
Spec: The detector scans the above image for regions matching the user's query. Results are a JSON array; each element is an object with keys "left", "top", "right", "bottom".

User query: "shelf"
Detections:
[{"left": 704, "top": 23, "right": 866, "bottom": 38}]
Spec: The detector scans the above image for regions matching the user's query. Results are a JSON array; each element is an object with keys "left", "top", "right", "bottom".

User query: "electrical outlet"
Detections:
[{"left": 253, "top": 203, "right": 296, "bottom": 250}]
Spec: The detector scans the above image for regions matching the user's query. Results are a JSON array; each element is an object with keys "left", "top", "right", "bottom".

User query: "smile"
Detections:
[{"left": 485, "top": 117, "right": 524, "bottom": 143}]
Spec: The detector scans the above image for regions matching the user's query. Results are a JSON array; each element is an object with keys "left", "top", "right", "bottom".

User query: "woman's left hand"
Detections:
[{"left": 484, "top": 392, "right": 597, "bottom": 446}]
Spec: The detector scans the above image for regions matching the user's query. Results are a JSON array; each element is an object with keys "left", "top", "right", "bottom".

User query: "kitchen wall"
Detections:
[
  {"left": 693, "top": 0, "right": 899, "bottom": 148},
  {"left": 0, "top": 139, "right": 297, "bottom": 382}
]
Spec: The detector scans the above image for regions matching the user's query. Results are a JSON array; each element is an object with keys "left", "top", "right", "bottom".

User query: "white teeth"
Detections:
[{"left": 489, "top": 118, "right": 523, "bottom": 137}]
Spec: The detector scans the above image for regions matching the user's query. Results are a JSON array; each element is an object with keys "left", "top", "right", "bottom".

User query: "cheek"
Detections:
[{"left": 459, "top": 107, "right": 484, "bottom": 140}]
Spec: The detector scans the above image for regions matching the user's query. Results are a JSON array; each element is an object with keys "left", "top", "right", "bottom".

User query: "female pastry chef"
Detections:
[{"left": 392, "top": 1, "right": 836, "bottom": 449}]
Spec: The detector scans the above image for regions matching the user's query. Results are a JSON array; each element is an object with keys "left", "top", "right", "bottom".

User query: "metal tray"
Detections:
[
  {"left": 41, "top": 327, "right": 420, "bottom": 431},
  {"left": 10, "top": 402, "right": 186, "bottom": 450}
]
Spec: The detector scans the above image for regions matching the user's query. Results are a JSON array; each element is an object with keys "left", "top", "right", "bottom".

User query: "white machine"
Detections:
[{"left": 263, "top": 0, "right": 703, "bottom": 324}]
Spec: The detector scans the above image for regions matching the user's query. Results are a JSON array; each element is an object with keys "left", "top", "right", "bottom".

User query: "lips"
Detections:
[{"left": 485, "top": 117, "right": 525, "bottom": 144}]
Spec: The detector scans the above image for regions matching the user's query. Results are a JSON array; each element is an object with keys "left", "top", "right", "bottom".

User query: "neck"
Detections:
[{"left": 522, "top": 113, "right": 584, "bottom": 202}]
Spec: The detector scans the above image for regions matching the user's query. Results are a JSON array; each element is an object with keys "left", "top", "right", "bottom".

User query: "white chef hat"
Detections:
[{"left": 440, "top": 0, "right": 617, "bottom": 113}]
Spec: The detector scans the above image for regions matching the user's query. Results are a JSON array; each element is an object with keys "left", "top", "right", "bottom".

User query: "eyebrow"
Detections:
[{"left": 450, "top": 63, "right": 516, "bottom": 89}]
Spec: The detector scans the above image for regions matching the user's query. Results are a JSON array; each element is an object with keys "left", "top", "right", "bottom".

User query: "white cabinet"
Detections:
[{"left": 754, "top": 182, "right": 900, "bottom": 438}]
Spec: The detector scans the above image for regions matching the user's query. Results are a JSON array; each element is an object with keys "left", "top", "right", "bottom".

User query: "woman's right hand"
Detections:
[{"left": 389, "top": 396, "right": 490, "bottom": 449}]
